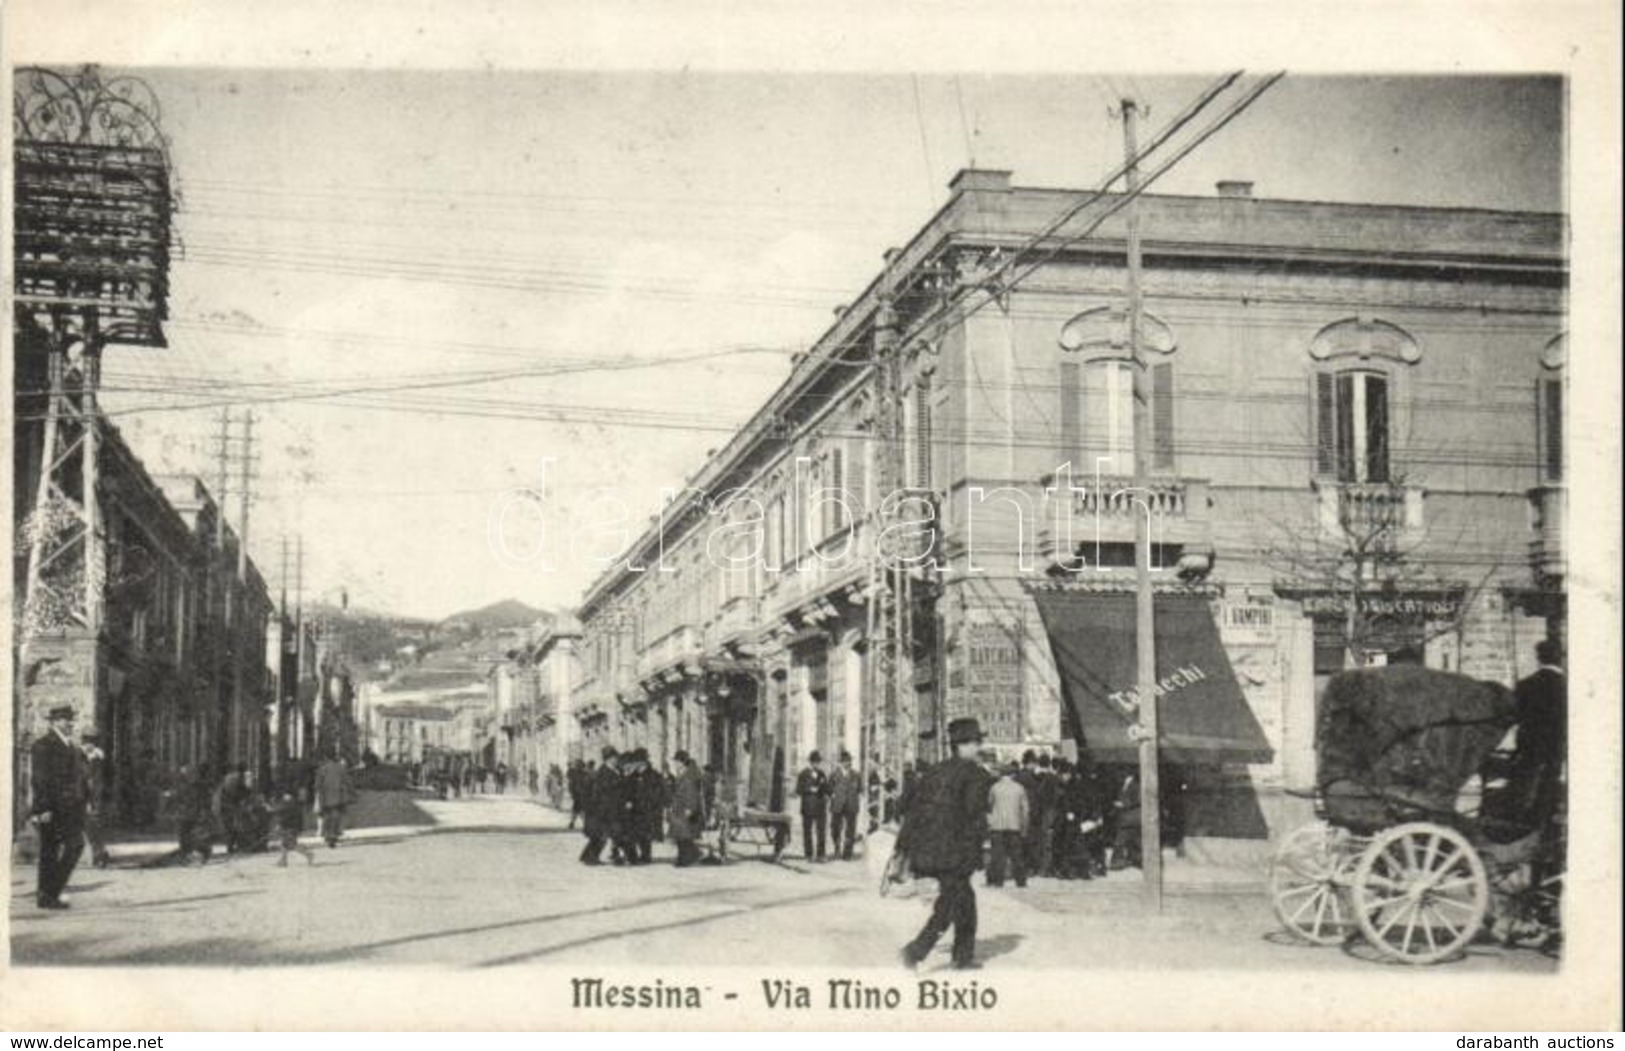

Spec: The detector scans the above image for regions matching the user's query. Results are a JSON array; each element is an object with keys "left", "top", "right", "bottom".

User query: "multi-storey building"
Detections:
[
  {"left": 575, "top": 169, "right": 1565, "bottom": 852},
  {"left": 11, "top": 404, "right": 276, "bottom": 825}
]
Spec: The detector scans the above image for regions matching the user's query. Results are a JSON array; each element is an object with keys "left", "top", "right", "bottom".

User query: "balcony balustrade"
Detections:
[{"left": 1038, "top": 475, "right": 1211, "bottom": 565}]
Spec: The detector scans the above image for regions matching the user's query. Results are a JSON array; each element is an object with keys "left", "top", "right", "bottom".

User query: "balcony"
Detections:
[
  {"left": 1037, "top": 476, "right": 1211, "bottom": 566},
  {"left": 637, "top": 624, "right": 702, "bottom": 679},
  {"left": 713, "top": 594, "right": 756, "bottom": 640},
  {"left": 1316, "top": 482, "right": 1425, "bottom": 544},
  {"left": 1527, "top": 483, "right": 1565, "bottom": 583}
]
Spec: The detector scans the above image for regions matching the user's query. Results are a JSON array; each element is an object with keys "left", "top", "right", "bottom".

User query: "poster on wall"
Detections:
[{"left": 951, "top": 614, "right": 1024, "bottom": 743}]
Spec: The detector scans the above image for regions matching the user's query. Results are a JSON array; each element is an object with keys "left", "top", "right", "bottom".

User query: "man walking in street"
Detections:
[
  {"left": 580, "top": 747, "right": 622, "bottom": 865},
  {"left": 668, "top": 750, "right": 705, "bottom": 867},
  {"left": 30, "top": 705, "right": 89, "bottom": 910},
  {"left": 314, "top": 750, "right": 354, "bottom": 849},
  {"left": 566, "top": 759, "right": 587, "bottom": 829},
  {"left": 986, "top": 762, "right": 1029, "bottom": 888},
  {"left": 899, "top": 717, "right": 994, "bottom": 971},
  {"left": 828, "top": 751, "right": 862, "bottom": 860},
  {"left": 795, "top": 750, "right": 830, "bottom": 863}
]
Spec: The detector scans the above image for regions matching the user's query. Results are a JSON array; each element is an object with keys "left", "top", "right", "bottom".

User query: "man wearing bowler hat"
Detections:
[
  {"left": 899, "top": 716, "right": 994, "bottom": 970},
  {"left": 30, "top": 704, "right": 90, "bottom": 910}
]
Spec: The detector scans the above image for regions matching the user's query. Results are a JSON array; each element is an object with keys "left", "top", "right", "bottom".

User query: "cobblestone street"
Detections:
[{"left": 10, "top": 793, "right": 1560, "bottom": 975}]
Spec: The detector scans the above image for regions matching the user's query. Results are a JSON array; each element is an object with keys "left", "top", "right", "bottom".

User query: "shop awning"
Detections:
[{"left": 1033, "top": 591, "right": 1274, "bottom": 764}]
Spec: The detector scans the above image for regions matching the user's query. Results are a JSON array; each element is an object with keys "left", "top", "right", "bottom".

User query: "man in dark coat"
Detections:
[
  {"left": 627, "top": 749, "right": 663, "bottom": 865},
  {"left": 580, "top": 747, "right": 623, "bottom": 865},
  {"left": 899, "top": 718, "right": 993, "bottom": 970},
  {"left": 314, "top": 752, "right": 355, "bottom": 848},
  {"left": 828, "top": 751, "right": 862, "bottom": 860},
  {"left": 668, "top": 750, "right": 705, "bottom": 867},
  {"left": 794, "top": 750, "right": 830, "bottom": 862},
  {"left": 30, "top": 705, "right": 89, "bottom": 909},
  {"left": 566, "top": 759, "right": 587, "bottom": 829},
  {"left": 1513, "top": 639, "right": 1567, "bottom": 826}
]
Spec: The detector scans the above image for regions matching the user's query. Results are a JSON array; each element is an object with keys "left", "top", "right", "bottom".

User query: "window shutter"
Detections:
[
  {"left": 1543, "top": 377, "right": 1563, "bottom": 481},
  {"left": 846, "top": 439, "right": 868, "bottom": 527},
  {"left": 1315, "top": 371, "right": 1336, "bottom": 476},
  {"left": 914, "top": 379, "right": 933, "bottom": 489},
  {"left": 1060, "top": 361, "right": 1081, "bottom": 467},
  {"left": 1152, "top": 362, "right": 1175, "bottom": 471},
  {"left": 825, "top": 447, "right": 845, "bottom": 535},
  {"left": 1365, "top": 374, "right": 1389, "bottom": 483},
  {"left": 1334, "top": 373, "right": 1357, "bottom": 483}
]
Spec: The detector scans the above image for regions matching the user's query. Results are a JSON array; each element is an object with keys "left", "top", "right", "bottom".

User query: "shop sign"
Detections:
[
  {"left": 1220, "top": 599, "right": 1277, "bottom": 645},
  {"left": 954, "top": 617, "right": 1024, "bottom": 741},
  {"left": 1299, "top": 594, "right": 1462, "bottom": 619}
]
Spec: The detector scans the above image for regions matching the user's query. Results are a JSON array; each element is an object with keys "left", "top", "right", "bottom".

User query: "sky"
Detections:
[{"left": 84, "top": 71, "right": 1563, "bottom": 619}]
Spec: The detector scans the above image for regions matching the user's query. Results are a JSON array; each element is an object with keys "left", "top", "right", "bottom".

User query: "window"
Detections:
[
  {"left": 1059, "top": 361, "right": 1175, "bottom": 475},
  {"left": 1538, "top": 375, "right": 1563, "bottom": 482},
  {"left": 1315, "top": 369, "right": 1390, "bottom": 483},
  {"left": 913, "top": 377, "right": 933, "bottom": 489}
]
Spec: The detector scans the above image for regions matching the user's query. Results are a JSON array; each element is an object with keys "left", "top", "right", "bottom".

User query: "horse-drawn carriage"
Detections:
[{"left": 1270, "top": 666, "right": 1564, "bottom": 964}]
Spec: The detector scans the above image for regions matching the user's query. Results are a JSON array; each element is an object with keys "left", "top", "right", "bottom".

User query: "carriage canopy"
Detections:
[{"left": 1316, "top": 666, "right": 1515, "bottom": 828}]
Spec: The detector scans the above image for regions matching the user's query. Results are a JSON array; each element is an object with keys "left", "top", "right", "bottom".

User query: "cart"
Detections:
[{"left": 1270, "top": 666, "right": 1564, "bottom": 964}]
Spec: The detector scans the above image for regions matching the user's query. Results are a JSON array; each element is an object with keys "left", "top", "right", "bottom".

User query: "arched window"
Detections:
[{"left": 1308, "top": 318, "right": 1420, "bottom": 484}]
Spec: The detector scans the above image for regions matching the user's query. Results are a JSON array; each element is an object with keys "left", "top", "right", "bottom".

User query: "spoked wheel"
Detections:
[
  {"left": 1352, "top": 822, "right": 1488, "bottom": 964},
  {"left": 1270, "top": 822, "right": 1357, "bottom": 946}
]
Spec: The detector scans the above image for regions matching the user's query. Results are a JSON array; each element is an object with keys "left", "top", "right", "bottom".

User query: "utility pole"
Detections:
[
  {"left": 870, "top": 267, "right": 904, "bottom": 798},
  {"left": 277, "top": 535, "right": 289, "bottom": 772},
  {"left": 1122, "top": 97, "right": 1163, "bottom": 912},
  {"left": 237, "top": 410, "right": 256, "bottom": 577},
  {"left": 215, "top": 408, "right": 232, "bottom": 547},
  {"left": 296, "top": 534, "right": 308, "bottom": 761}
]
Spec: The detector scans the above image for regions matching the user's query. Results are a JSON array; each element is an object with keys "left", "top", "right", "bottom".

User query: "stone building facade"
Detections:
[{"left": 573, "top": 169, "right": 1566, "bottom": 847}]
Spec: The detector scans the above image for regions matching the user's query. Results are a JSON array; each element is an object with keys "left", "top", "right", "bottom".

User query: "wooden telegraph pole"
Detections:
[{"left": 1122, "top": 97, "right": 1163, "bottom": 912}]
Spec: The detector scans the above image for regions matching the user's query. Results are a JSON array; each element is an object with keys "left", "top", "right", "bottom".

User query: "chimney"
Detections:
[
  {"left": 948, "top": 168, "right": 1013, "bottom": 197},
  {"left": 1216, "top": 180, "right": 1254, "bottom": 199}
]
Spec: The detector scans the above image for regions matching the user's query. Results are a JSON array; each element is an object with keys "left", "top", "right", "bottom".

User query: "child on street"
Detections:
[{"left": 274, "top": 790, "right": 315, "bottom": 867}]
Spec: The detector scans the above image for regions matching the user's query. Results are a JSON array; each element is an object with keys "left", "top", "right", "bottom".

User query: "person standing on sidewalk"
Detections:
[
  {"left": 79, "top": 730, "right": 112, "bottom": 869},
  {"left": 30, "top": 705, "right": 90, "bottom": 910},
  {"left": 827, "top": 751, "right": 862, "bottom": 860},
  {"left": 795, "top": 751, "right": 830, "bottom": 863},
  {"left": 900, "top": 718, "right": 994, "bottom": 971},
  {"left": 986, "top": 762, "right": 1029, "bottom": 888},
  {"left": 314, "top": 751, "right": 355, "bottom": 849}
]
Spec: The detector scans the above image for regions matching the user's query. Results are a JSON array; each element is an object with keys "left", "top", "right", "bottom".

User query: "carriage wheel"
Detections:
[
  {"left": 1270, "top": 822, "right": 1356, "bottom": 946},
  {"left": 1352, "top": 822, "right": 1488, "bottom": 965}
]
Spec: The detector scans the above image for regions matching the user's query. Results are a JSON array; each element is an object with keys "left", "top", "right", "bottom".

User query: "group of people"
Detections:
[
  {"left": 419, "top": 760, "right": 527, "bottom": 799},
  {"left": 573, "top": 747, "right": 713, "bottom": 868},
  {"left": 27, "top": 702, "right": 359, "bottom": 913},
  {"left": 792, "top": 750, "right": 864, "bottom": 862},
  {"left": 984, "top": 751, "right": 1180, "bottom": 886}
]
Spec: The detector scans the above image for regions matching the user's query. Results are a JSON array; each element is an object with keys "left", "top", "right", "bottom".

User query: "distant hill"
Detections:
[{"left": 439, "top": 599, "right": 552, "bottom": 632}]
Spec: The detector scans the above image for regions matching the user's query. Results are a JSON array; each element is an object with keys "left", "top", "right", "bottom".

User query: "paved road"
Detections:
[{"left": 9, "top": 793, "right": 1560, "bottom": 974}]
